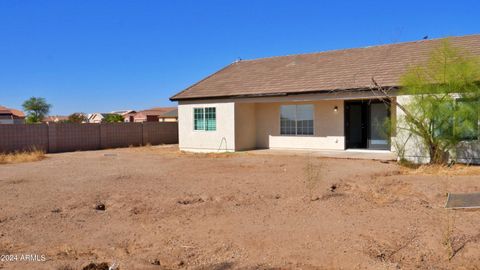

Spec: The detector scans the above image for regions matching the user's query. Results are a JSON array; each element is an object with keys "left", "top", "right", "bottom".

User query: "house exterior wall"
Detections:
[
  {"left": 394, "top": 95, "right": 428, "bottom": 163},
  {"left": 395, "top": 95, "right": 480, "bottom": 164},
  {"left": 177, "top": 91, "right": 400, "bottom": 153},
  {"left": 255, "top": 100, "right": 344, "bottom": 150},
  {"left": 0, "top": 117, "right": 24, "bottom": 124},
  {"left": 0, "top": 118, "right": 14, "bottom": 124},
  {"left": 178, "top": 101, "right": 235, "bottom": 152},
  {"left": 178, "top": 99, "right": 346, "bottom": 152},
  {"left": 13, "top": 118, "right": 25, "bottom": 124},
  {"left": 88, "top": 114, "right": 104, "bottom": 123},
  {"left": 235, "top": 103, "right": 256, "bottom": 150}
]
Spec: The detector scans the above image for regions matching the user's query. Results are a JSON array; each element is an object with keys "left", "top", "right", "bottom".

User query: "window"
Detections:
[
  {"left": 205, "top": 107, "right": 216, "bottom": 131},
  {"left": 194, "top": 107, "right": 216, "bottom": 131},
  {"left": 432, "top": 101, "right": 454, "bottom": 139},
  {"left": 455, "top": 99, "right": 479, "bottom": 140},
  {"left": 432, "top": 99, "right": 479, "bottom": 141},
  {"left": 280, "top": 105, "right": 314, "bottom": 135},
  {"left": 194, "top": 108, "right": 204, "bottom": 130}
]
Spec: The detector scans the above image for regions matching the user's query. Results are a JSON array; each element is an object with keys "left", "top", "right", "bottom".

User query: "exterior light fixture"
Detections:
[{"left": 334, "top": 106, "right": 338, "bottom": 112}]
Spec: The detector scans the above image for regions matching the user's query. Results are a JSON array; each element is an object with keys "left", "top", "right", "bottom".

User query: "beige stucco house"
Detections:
[
  {"left": 0, "top": 106, "right": 25, "bottom": 124},
  {"left": 129, "top": 107, "right": 178, "bottom": 123},
  {"left": 171, "top": 35, "right": 480, "bottom": 163}
]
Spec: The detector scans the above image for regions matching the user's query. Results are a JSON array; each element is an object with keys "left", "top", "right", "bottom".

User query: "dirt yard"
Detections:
[{"left": 0, "top": 145, "right": 479, "bottom": 270}]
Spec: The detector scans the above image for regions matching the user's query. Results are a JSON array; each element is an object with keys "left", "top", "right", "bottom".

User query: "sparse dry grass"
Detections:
[
  {"left": 402, "top": 164, "right": 480, "bottom": 176},
  {"left": 0, "top": 150, "right": 46, "bottom": 164},
  {"left": 304, "top": 155, "right": 322, "bottom": 201},
  {"left": 1, "top": 147, "right": 480, "bottom": 269},
  {"left": 178, "top": 150, "right": 240, "bottom": 159}
]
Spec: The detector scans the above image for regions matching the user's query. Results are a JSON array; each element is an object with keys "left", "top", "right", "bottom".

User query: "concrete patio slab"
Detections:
[{"left": 246, "top": 149, "right": 397, "bottom": 161}]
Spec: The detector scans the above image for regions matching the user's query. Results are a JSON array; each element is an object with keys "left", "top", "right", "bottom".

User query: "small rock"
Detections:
[
  {"left": 110, "top": 262, "right": 119, "bottom": 270},
  {"left": 95, "top": 203, "right": 106, "bottom": 211},
  {"left": 177, "top": 260, "right": 185, "bottom": 267},
  {"left": 376, "top": 252, "right": 386, "bottom": 261},
  {"left": 51, "top": 208, "right": 62, "bottom": 213},
  {"left": 130, "top": 207, "right": 141, "bottom": 215},
  {"left": 329, "top": 184, "right": 337, "bottom": 192},
  {"left": 177, "top": 197, "right": 204, "bottom": 205},
  {"left": 150, "top": 259, "right": 161, "bottom": 266},
  {"left": 274, "top": 194, "right": 281, "bottom": 199}
]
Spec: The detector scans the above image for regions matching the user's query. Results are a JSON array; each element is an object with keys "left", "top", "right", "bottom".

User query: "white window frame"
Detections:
[
  {"left": 193, "top": 107, "right": 216, "bottom": 132},
  {"left": 454, "top": 98, "right": 479, "bottom": 141},
  {"left": 279, "top": 104, "right": 315, "bottom": 136}
]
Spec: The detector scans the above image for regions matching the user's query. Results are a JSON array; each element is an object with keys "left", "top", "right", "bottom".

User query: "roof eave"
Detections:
[{"left": 170, "top": 86, "right": 400, "bottom": 102}]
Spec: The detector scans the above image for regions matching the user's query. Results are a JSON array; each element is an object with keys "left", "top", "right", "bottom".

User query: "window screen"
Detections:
[
  {"left": 194, "top": 108, "right": 205, "bottom": 131},
  {"left": 194, "top": 107, "right": 216, "bottom": 131},
  {"left": 455, "top": 99, "right": 479, "bottom": 140},
  {"left": 433, "top": 101, "right": 454, "bottom": 139},
  {"left": 280, "top": 105, "right": 296, "bottom": 135},
  {"left": 280, "top": 105, "right": 314, "bottom": 135},
  {"left": 205, "top": 107, "right": 216, "bottom": 131}
]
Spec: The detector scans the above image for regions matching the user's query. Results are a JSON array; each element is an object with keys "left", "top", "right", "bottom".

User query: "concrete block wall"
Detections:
[
  {"left": 0, "top": 122, "right": 178, "bottom": 153},
  {"left": 0, "top": 124, "right": 49, "bottom": 152}
]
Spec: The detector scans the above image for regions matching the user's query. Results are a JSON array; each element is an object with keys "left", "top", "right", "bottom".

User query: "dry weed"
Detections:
[
  {"left": 0, "top": 150, "right": 45, "bottom": 164},
  {"left": 360, "top": 178, "right": 417, "bottom": 206},
  {"left": 443, "top": 211, "right": 455, "bottom": 260},
  {"left": 365, "top": 232, "right": 418, "bottom": 264},
  {"left": 178, "top": 150, "right": 238, "bottom": 159},
  {"left": 402, "top": 164, "right": 480, "bottom": 176},
  {"left": 443, "top": 211, "right": 480, "bottom": 261},
  {"left": 304, "top": 155, "right": 322, "bottom": 201}
]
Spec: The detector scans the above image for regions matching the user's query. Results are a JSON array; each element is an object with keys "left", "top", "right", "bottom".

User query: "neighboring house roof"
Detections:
[
  {"left": 43, "top": 115, "right": 69, "bottom": 122},
  {"left": 88, "top": 113, "right": 106, "bottom": 121},
  {"left": 160, "top": 108, "right": 178, "bottom": 118},
  {"left": 171, "top": 34, "right": 480, "bottom": 101},
  {"left": 135, "top": 107, "right": 177, "bottom": 119},
  {"left": 0, "top": 106, "right": 25, "bottom": 118},
  {"left": 89, "top": 112, "right": 124, "bottom": 118},
  {"left": 42, "top": 115, "right": 68, "bottom": 122},
  {"left": 111, "top": 110, "right": 136, "bottom": 115}
]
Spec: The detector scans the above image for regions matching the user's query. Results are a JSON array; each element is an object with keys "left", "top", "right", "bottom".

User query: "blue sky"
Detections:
[{"left": 1, "top": 1, "right": 478, "bottom": 115}]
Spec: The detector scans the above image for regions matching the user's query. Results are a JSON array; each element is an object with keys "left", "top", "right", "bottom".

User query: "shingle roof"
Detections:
[
  {"left": 159, "top": 108, "right": 178, "bottom": 118},
  {"left": 134, "top": 107, "right": 177, "bottom": 119},
  {"left": 140, "top": 107, "right": 176, "bottom": 116},
  {"left": 0, "top": 106, "right": 25, "bottom": 117},
  {"left": 171, "top": 34, "right": 480, "bottom": 101}
]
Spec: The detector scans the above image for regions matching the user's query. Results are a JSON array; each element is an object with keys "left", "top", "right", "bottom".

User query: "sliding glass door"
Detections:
[
  {"left": 368, "top": 102, "right": 390, "bottom": 150},
  {"left": 345, "top": 100, "right": 391, "bottom": 150}
]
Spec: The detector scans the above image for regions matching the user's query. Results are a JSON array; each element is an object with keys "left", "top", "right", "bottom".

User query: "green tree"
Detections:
[
  {"left": 103, "top": 114, "right": 124, "bottom": 123},
  {"left": 377, "top": 41, "right": 480, "bottom": 164},
  {"left": 22, "top": 97, "right": 51, "bottom": 123},
  {"left": 67, "top": 113, "right": 87, "bottom": 123}
]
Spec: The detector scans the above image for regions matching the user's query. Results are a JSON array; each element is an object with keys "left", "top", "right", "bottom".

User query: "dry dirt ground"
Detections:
[{"left": 0, "top": 145, "right": 479, "bottom": 270}]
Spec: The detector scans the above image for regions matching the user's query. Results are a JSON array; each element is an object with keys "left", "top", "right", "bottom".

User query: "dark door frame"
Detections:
[
  {"left": 344, "top": 100, "right": 368, "bottom": 149},
  {"left": 344, "top": 99, "right": 391, "bottom": 150}
]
